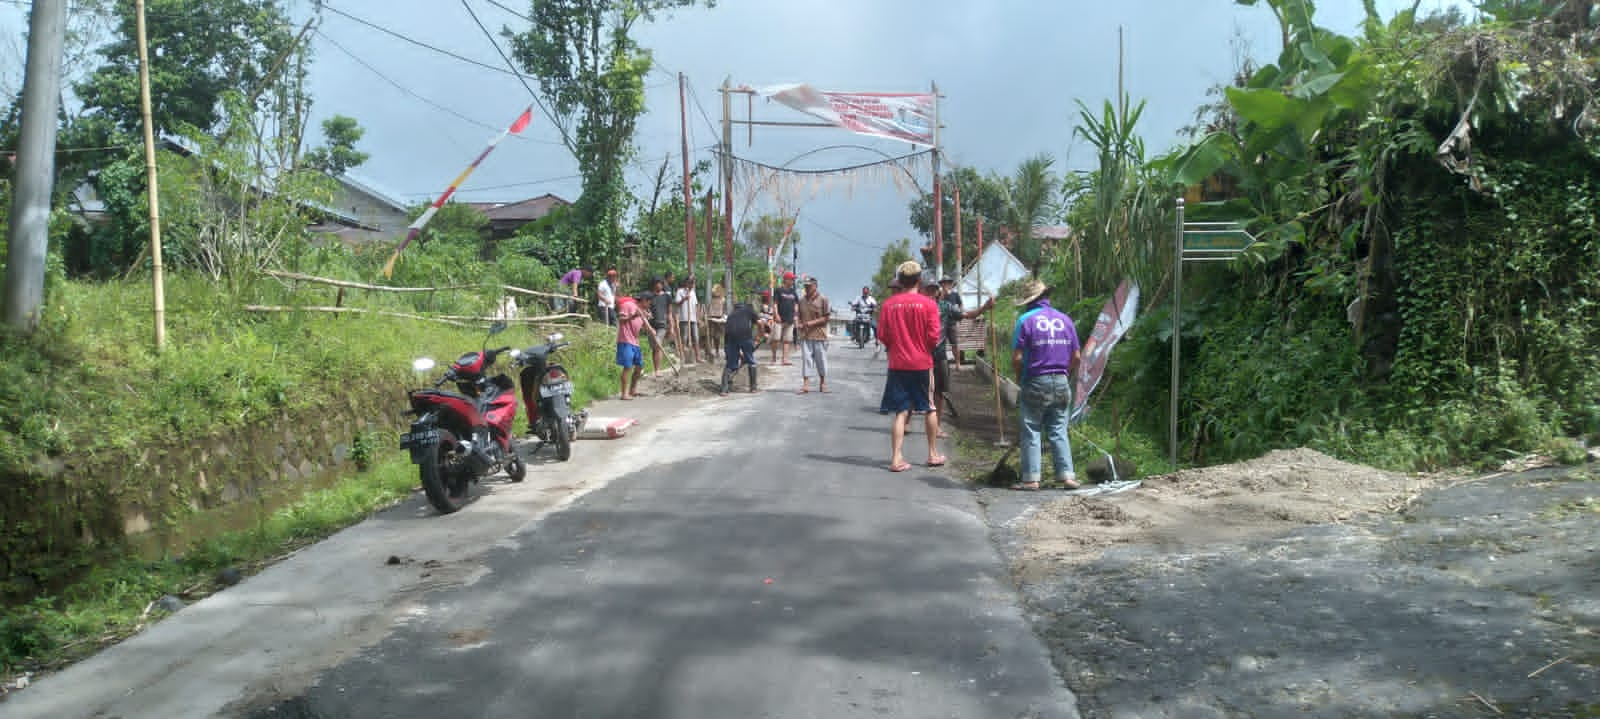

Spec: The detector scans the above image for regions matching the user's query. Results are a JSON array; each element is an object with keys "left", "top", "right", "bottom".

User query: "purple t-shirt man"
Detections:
[
  {"left": 1013, "top": 299, "right": 1079, "bottom": 378},
  {"left": 559, "top": 269, "right": 584, "bottom": 291}
]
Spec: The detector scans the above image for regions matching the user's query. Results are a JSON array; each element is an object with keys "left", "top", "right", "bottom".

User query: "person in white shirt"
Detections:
[
  {"left": 597, "top": 269, "right": 618, "bottom": 326},
  {"left": 673, "top": 276, "right": 701, "bottom": 364}
]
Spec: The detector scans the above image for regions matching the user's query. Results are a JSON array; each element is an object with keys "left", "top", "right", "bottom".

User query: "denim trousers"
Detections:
[{"left": 1019, "top": 373, "right": 1074, "bottom": 483}]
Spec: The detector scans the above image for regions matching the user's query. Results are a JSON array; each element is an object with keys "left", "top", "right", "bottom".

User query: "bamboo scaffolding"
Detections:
[
  {"left": 243, "top": 305, "right": 472, "bottom": 326},
  {"left": 261, "top": 271, "right": 593, "bottom": 304},
  {"left": 243, "top": 305, "right": 589, "bottom": 327}
]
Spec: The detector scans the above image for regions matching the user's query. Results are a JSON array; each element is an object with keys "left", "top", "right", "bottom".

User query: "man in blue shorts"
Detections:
[
  {"left": 615, "top": 295, "right": 646, "bottom": 400},
  {"left": 876, "top": 261, "right": 943, "bottom": 472}
]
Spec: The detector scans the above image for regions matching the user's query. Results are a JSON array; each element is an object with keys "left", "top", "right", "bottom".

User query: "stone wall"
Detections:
[{"left": 1, "top": 371, "right": 410, "bottom": 598}]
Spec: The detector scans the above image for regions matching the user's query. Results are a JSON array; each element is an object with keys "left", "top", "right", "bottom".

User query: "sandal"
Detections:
[
  {"left": 1060, "top": 478, "right": 1081, "bottom": 489},
  {"left": 888, "top": 461, "right": 913, "bottom": 473},
  {"left": 926, "top": 454, "right": 947, "bottom": 467},
  {"left": 796, "top": 388, "right": 810, "bottom": 394},
  {"left": 1010, "top": 481, "right": 1041, "bottom": 491}
]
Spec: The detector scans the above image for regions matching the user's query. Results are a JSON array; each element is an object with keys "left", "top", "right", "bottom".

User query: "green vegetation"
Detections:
[{"left": 899, "top": 0, "right": 1600, "bottom": 473}]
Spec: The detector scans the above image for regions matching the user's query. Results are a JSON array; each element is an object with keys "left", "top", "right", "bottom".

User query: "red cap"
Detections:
[{"left": 783, "top": 271, "right": 796, "bottom": 280}]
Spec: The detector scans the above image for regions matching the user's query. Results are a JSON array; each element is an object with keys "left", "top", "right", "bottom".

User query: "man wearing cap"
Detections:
[
  {"left": 1011, "top": 280, "right": 1082, "bottom": 491},
  {"left": 795, "top": 276, "right": 832, "bottom": 394},
  {"left": 772, "top": 272, "right": 800, "bottom": 365},
  {"left": 597, "top": 269, "right": 618, "bottom": 326},
  {"left": 877, "top": 260, "right": 944, "bottom": 472}
]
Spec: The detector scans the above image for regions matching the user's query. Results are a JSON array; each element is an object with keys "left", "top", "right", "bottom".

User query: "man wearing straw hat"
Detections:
[
  {"left": 877, "top": 260, "right": 944, "bottom": 472},
  {"left": 1010, "top": 279, "right": 1082, "bottom": 491}
]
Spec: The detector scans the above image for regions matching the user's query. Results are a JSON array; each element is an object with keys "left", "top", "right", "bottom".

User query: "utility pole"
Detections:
[
  {"left": 136, "top": 0, "right": 167, "bottom": 350},
  {"left": 720, "top": 78, "right": 735, "bottom": 298},
  {"left": 678, "top": 72, "right": 695, "bottom": 277},
  {"left": 931, "top": 81, "right": 943, "bottom": 280},
  {"left": 2, "top": 0, "right": 67, "bottom": 334}
]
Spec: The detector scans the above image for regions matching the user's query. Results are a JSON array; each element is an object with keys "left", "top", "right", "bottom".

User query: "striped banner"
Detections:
[{"left": 382, "top": 106, "right": 534, "bottom": 278}]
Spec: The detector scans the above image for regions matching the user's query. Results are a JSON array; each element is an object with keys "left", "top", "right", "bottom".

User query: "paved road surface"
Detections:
[
  {"left": 3, "top": 348, "right": 1076, "bottom": 719},
  {"left": 249, "top": 348, "right": 1073, "bottom": 718}
]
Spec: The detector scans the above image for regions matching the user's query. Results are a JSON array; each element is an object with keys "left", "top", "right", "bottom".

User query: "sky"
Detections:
[{"left": 2, "top": 0, "right": 1468, "bottom": 304}]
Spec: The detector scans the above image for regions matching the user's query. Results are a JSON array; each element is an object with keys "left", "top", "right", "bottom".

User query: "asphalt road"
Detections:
[{"left": 241, "top": 347, "right": 1077, "bottom": 719}]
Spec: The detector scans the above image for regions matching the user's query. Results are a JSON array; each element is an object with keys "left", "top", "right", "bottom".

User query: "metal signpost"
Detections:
[{"left": 1169, "top": 198, "right": 1257, "bottom": 464}]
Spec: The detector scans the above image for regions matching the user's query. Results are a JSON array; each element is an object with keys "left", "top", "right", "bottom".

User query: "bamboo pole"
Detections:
[
  {"left": 259, "top": 271, "right": 592, "bottom": 304},
  {"left": 243, "top": 305, "right": 591, "bottom": 327},
  {"left": 135, "top": 0, "right": 165, "bottom": 350}
]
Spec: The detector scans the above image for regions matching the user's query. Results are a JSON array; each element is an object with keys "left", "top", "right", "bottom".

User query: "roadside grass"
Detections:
[
  {"left": 0, "top": 450, "right": 417, "bottom": 681},
  {"left": 0, "top": 267, "right": 618, "bottom": 683}
]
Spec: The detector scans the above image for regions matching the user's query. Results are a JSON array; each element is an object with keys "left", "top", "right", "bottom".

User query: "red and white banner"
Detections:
[
  {"left": 1072, "top": 280, "right": 1140, "bottom": 424},
  {"left": 758, "top": 84, "right": 935, "bottom": 146}
]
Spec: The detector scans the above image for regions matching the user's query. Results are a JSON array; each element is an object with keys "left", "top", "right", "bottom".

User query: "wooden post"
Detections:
[
  {"left": 679, "top": 72, "right": 695, "bottom": 273},
  {"left": 931, "top": 81, "right": 943, "bottom": 279},
  {"left": 953, "top": 184, "right": 963, "bottom": 365},
  {"left": 136, "top": 0, "right": 166, "bottom": 350},
  {"left": 721, "top": 79, "right": 735, "bottom": 298}
]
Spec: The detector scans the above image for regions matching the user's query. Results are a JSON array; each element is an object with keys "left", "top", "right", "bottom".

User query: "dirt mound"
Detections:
[{"left": 1019, "top": 448, "right": 1445, "bottom": 573}]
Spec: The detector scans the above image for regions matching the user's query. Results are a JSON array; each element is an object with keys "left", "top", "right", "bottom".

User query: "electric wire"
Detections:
[
  {"left": 315, "top": 28, "right": 560, "bottom": 147},
  {"left": 459, "top": 0, "right": 580, "bottom": 155},
  {"left": 320, "top": 3, "right": 534, "bottom": 81}
]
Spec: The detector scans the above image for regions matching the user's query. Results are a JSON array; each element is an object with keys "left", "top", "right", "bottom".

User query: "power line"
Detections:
[
  {"left": 315, "top": 29, "right": 561, "bottom": 147},
  {"left": 459, "top": 0, "right": 575, "bottom": 154},
  {"left": 483, "top": 0, "right": 530, "bottom": 23},
  {"left": 801, "top": 215, "right": 892, "bottom": 252},
  {"left": 320, "top": 3, "right": 533, "bottom": 81}
]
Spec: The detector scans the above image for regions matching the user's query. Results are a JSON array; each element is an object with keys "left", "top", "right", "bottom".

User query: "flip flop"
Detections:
[
  {"left": 796, "top": 388, "right": 810, "bottom": 394},
  {"left": 1010, "top": 481, "right": 1041, "bottom": 491},
  {"left": 819, "top": 387, "right": 831, "bottom": 393},
  {"left": 926, "top": 455, "right": 947, "bottom": 467},
  {"left": 888, "top": 461, "right": 912, "bottom": 473}
]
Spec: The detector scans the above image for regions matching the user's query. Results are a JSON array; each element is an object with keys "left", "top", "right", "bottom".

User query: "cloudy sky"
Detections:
[{"left": 4, "top": 0, "right": 1465, "bottom": 302}]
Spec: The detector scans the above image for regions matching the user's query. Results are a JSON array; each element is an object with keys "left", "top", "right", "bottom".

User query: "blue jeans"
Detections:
[{"left": 1019, "top": 373, "right": 1074, "bottom": 483}]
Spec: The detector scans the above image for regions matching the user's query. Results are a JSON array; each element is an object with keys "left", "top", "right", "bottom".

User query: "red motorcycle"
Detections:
[{"left": 400, "top": 323, "right": 526, "bottom": 514}]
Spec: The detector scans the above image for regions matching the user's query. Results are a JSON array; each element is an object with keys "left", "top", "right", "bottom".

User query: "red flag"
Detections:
[{"left": 508, "top": 107, "right": 534, "bottom": 134}]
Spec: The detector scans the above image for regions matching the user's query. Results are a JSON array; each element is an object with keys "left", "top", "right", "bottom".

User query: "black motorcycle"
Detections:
[
  {"left": 513, "top": 332, "right": 587, "bottom": 462},
  {"left": 849, "top": 309, "right": 875, "bottom": 348}
]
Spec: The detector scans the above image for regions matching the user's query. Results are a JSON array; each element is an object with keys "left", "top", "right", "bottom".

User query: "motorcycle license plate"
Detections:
[
  {"left": 539, "top": 381, "right": 573, "bottom": 398},
  {"left": 399, "top": 428, "right": 439, "bottom": 447}
]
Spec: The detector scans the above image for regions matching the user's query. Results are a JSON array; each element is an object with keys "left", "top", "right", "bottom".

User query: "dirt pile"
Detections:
[{"left": 1020, "top": 448, "right": 1447, "bottom": 569}]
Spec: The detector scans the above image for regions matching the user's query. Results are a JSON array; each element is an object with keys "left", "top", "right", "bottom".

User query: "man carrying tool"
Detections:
[
  {"left": 1010, "top": 279, "right": 1082, "bottom": 491},
  {"left": 719, "top": 291, "right": 763, "bottom": 396}
]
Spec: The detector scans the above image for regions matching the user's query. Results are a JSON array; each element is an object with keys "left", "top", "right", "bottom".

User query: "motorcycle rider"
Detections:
[{"left": 848, "top": 286, "right": 878, "bottom": 347}]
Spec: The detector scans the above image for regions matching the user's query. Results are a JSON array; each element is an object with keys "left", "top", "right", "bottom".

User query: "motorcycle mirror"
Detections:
[
  {"left": 547, "top": 332, "right": 564, "bottom": 343},
  {"left": 487, "top": 320, "right": 508, "bottom": 336},
  {"left": 412, "top": 357, "right": 436, "bottom": 373}
]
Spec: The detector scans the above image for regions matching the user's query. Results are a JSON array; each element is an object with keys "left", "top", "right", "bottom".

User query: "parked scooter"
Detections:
[
  {"left": 514, "top": 332, "right": 587, "bottom": 461},
  {"left": 400, "top": 322, "right": 526, "bottom": 514}
]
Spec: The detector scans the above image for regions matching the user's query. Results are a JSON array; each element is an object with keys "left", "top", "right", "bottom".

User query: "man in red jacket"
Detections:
[{"left": 876, "top": 261, "right": 944, "bottom": 472}]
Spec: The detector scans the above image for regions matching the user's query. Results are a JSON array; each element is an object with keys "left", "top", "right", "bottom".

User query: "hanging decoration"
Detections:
[
  {"left": 721, "top": 148, "right": 935, "bottom": 210},
  {"left": 382, "top": 106, "right": 534, "bottom": 278}
]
